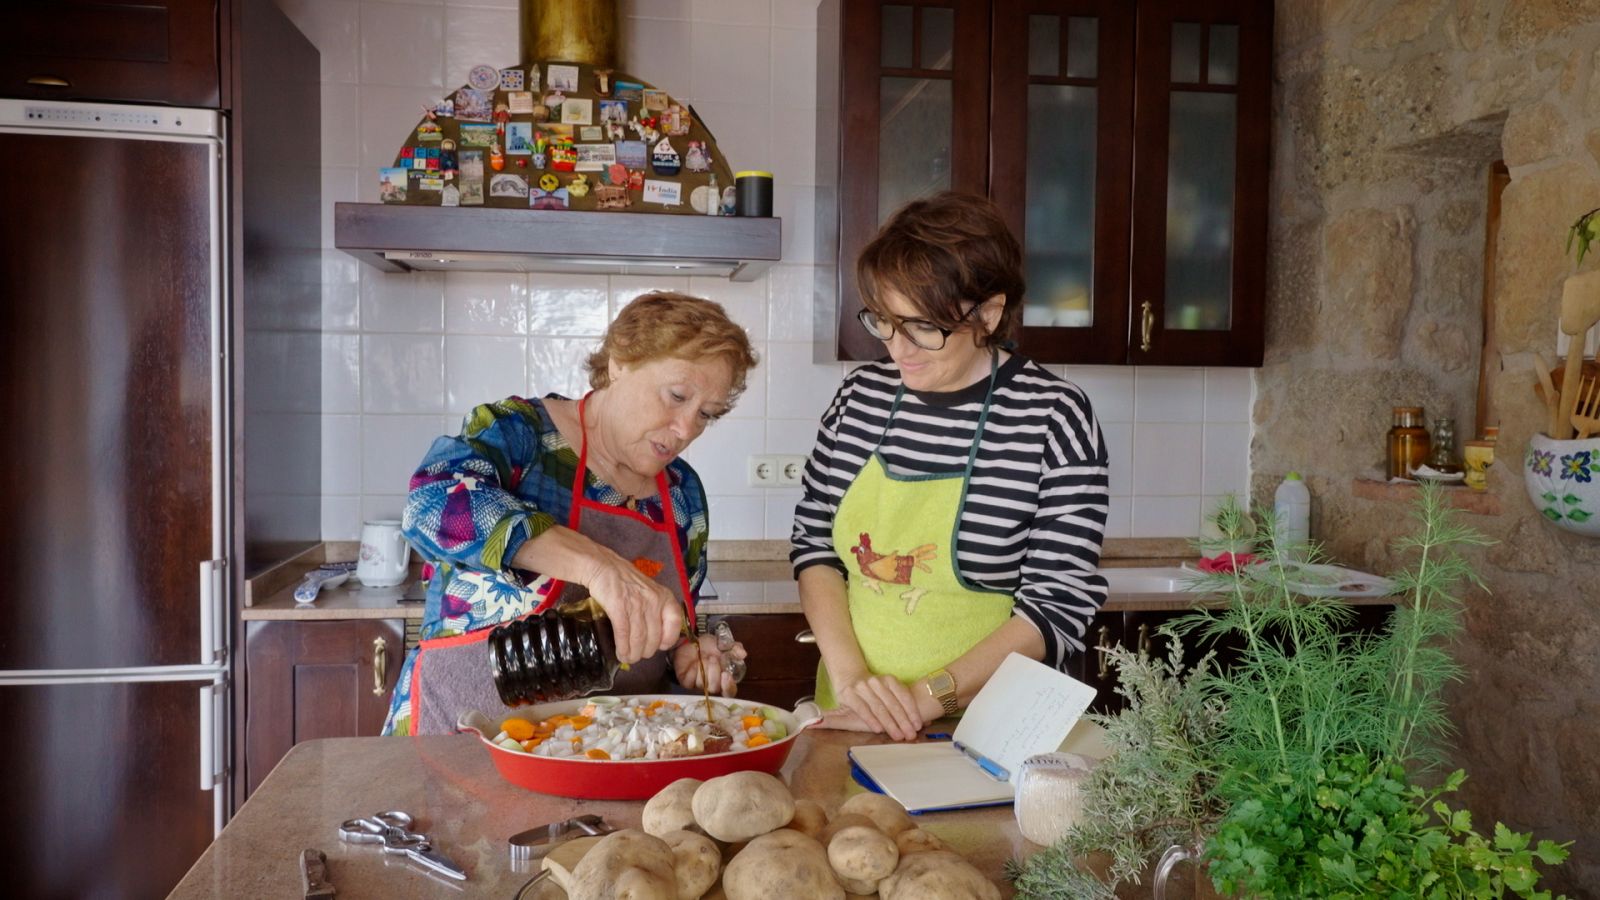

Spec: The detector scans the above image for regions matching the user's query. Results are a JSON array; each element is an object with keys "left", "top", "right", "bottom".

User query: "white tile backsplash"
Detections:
[
  {"left": 313, "top": 6, "right": 1250, "bottom": 540},
  {"left": 446, "top": 335, "right": 529, "bottom": 414},
  {"left": 363, "top": 334, "right": 446, "bottom": 413},
  {"left": 528, "top": 274, "right": 610, "bottom": 336},
  {"left": 361, "top": 269, "right": 445, "bottom": 332},
  {"left": 361, "top": 415, "right": 450, "bottom": 494},
  {"left": 1132, "top": 496, "right": 1202, "bottom": 538},
  {"left": 359, "top": 2, "right": 445, "bottom": 87},
  {"left": 445, "top": 272, "right": 530, "bottom": 335},
  {"left": 1132, "top": 423, "right": 1203, "bottom": 495},
  {"left": 1135, "top": 367, "right": 1205, "bottom": 423},
  {"left": 321, "top": 334, "right": 363, "bottom": 413}
]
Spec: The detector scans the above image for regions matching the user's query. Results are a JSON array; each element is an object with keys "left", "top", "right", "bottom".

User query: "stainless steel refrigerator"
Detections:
[{"left": 0, "top": 98, "right": 231, "bottom": 898}]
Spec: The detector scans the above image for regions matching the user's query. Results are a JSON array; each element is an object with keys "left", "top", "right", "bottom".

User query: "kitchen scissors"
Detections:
[{"left": 338, "top": 810, "right": 467, "bottom": 880}]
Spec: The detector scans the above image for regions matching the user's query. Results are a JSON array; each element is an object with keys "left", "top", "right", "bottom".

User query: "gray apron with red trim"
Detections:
[{"left": 407, "top": 399, "right": 695, "bottom": 735}]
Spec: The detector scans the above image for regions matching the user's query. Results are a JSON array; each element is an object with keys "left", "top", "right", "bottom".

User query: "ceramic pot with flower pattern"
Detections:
[{"left": 1524, "top": 433, "right": 1600, "bottom": 537}]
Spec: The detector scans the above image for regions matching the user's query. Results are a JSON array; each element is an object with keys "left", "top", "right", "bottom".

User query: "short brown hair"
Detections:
[
  {"left": 857, "top": 191, "right": 1025, "bottom": 347},
  {"left": 586, "top": 292, "right": 759, "bottom": 402}
]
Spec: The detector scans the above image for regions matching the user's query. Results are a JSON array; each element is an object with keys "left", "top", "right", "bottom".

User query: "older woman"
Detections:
[
  {"left": 383, "top": 292, "right": 758, "bottom": 735},
  {"left": 792, "top": 191, "right": 1110, "bottom": 740}
]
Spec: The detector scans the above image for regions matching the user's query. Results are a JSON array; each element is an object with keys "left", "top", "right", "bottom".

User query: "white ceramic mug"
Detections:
[{"left": 357, "top": 520, "right": 412, "bottom": 587}]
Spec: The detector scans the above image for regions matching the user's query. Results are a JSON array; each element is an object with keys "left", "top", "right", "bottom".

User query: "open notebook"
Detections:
[{"left": 847, "top": 654, "right": 1099, "bottom": 813}]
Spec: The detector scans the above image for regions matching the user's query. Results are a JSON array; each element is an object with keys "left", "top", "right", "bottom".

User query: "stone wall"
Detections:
[{"left": 1260, "top": 1, "right": 1600, "bottom": 892}]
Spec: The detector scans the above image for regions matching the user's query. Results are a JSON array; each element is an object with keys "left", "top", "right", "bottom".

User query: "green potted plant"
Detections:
[{"left": 1011, "top": 488, "right": 1571, "bottom": 899}]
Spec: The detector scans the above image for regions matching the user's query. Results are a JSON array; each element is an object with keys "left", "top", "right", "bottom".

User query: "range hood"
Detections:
[
  {"left": 336, "top": 203, "right": 780, "bottom": 280},
  {"left": 333, "top": 0, "right": 780, "bottom": 282}
]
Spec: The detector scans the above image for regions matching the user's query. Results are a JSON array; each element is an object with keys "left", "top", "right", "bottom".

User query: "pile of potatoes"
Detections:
[{"left": 542, "top": 770, "right": 1000, "bottom": 899}]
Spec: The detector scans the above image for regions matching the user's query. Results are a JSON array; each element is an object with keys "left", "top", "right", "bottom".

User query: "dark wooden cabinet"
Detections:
[
  {"left": 1083, "top": 602, "right": 1396, "bottom": 714},
  {"left": 243, "top": 619, "right": 404, "bottom": 797},
  {"left": 1, "top": 0, "right": 222, "bottom": 107},
  {"left": 817, "top": 0, "right": 1272, "bottom": 366},
  {"left": 704, "top": 613, "right": 822, "bottom": 711}
]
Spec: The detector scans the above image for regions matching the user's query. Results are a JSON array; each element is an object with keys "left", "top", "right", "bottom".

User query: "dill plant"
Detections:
[{"left": 1011, "top": 485, "right": 1571, "bottom": 899}]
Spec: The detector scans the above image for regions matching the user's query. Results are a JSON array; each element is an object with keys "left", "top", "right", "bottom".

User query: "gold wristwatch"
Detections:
[{"left": 925, "top": 668, "right": 959, "bottom": 717}]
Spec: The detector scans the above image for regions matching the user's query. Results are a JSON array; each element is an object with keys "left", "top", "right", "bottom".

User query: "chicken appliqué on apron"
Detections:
[
  {"left": 848, "top": 533, "right": 936, "bottom": 613},
  {"left": 815, "top": 355, "right": 1014, "bottom": 709}
]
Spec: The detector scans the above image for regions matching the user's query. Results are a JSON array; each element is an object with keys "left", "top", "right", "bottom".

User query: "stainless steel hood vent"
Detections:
[{"left": 337, "top": 203, "right": 780, "bottom": 280}]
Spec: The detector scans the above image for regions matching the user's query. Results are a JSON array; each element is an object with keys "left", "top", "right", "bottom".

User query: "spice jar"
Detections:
[
  {"left": 1427, "top": 416, "right": 1459, "bottom": 474},
  {"left": 1387, "top": 407, "right": 1430, "bottom": 479}
]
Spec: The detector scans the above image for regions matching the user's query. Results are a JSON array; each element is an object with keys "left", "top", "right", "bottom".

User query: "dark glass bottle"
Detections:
[{"left": 487, "top": 599, "right": 619, "bottom": 707}]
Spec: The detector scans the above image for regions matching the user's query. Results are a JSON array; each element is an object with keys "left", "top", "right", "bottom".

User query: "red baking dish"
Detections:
[{"left": 456, "top": 695, "right": 822, "bottom": 799}]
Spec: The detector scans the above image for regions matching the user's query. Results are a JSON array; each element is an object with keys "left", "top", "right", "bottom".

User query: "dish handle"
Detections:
[
  {"left": 792, "top": 700, "right": 825, "bottom": 732},
  {"left": 456, "top": 709, "right": 496, "bottom": 738}
]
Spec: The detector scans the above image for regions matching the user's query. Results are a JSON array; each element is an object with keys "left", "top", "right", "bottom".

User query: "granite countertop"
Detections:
[
  {"left": 169, "top": 727, "right": 1039, "bottom": 899},
  {"left": 243, "top": 539, "right": 1206, "bottom": 622}
]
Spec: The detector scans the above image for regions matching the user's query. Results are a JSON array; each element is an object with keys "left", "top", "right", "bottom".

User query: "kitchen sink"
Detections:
[{"left": 1101, "top": 566, "right": 1205, "bottom": 594}]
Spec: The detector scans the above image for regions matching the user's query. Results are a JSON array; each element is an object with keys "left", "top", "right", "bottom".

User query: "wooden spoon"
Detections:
[
  {"left": 1556, "top": 270, "right": 1600, "bottom": 439},
  {"left": 1535, "top": 352, "right": 1561, "bottom": 436}
]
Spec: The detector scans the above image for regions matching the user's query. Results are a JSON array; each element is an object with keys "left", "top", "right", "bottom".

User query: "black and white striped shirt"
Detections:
[{"left": 789, "top": 354, "right": 1110, "bottom": 671}]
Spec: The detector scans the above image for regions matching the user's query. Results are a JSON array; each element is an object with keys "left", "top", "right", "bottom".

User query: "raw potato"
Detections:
[
  {"left": 818, "top": 813, "right": 877, "bottom": 846},
  {"left": 661, "top": 830, "right": 721, "bottom": 900},
  {"left": 828, "top": 825, "right": 899, "bottom": 883},
  {"left": 839, "top": 793, "right": 916, "bottom": 837},
  {"left": 839, "top": 873, "right": 879, "bottom": 896},
  {"left": 690, "top": 771, "right": 796, "bottom": 842},
  {"left": 567, "top": 829, "right": 678, "bottom": 900},
  {"left": 894, "top": 829, "right": 946, "bottom": 856},
  {"left": 785, "top": 798, "right": 829, "bottom": 839},
  {"left": 722, "top": 829, "right": 844, "bottom": 900},
  {"left": 643, "top": 777, "right": 704, "bottom": 836},
  {"left": 878, "top": 850, "right": 1000, "bottom": 900},
  {"left": 542, "top": 835, "right": 605, "bottom": 892}
]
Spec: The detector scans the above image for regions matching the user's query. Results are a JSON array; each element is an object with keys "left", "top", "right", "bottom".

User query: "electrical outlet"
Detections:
[
  {"left": 775, "top": 455, "right": 806, "bottom": 487},
  {"left": 747, "top": 455, "right": 778, "bottom": 487}
]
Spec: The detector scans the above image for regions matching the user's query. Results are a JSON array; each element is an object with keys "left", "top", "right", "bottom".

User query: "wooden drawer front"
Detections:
[
  {"left": 706, "top": 613, "right": 820, "bottom": 682},
  {"left": 2, "top": 1, "right": 221, "bottom": 107},
  {"left": 733, "top": 679, "right": 818, "bottom": 713}
]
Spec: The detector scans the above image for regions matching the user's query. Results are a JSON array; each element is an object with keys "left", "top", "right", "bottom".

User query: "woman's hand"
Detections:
[
  {"left": 582, "top": 552, "right": 684, "bottom": 664},
  {"left": 831, "top": 673, "right": 925, "bottom": 741},
  {"left": 671, "top": 634, "right": 748, "bottom": 696}
]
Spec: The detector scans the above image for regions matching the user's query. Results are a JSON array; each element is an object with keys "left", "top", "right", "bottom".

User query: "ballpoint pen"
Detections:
[{"left": 952, "top": 740, "right": 1010, "bottom": 782}]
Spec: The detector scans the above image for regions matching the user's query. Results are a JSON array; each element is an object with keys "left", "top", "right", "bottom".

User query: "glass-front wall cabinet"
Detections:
[
  {"left": 833, "top": 0, "right": 991, "bottom": 362},
  {"left": 821, "top": 0, "right": 1271, "bottom": 366}
]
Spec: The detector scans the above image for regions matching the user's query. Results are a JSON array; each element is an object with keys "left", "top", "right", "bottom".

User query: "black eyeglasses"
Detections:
[{"left": 856, "top": 303, "right": 981, "bottom": 351}]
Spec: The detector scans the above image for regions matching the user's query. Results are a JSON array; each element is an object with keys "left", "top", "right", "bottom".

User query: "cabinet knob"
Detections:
[
  {"left": 794, "top": 629, "right": 817, "bottom": 644},
  {"left": 372, "top": 636, "right": 388, "bottom": 696},
  {"left": 26, "top": 75, "right": 71, "bottom": 87},
  {"left": 1140, "top": 301, "right": 1155, "bottom": 352},
  {"left": 1095, "top": 625, "right": 1112, "bottom": 679}
]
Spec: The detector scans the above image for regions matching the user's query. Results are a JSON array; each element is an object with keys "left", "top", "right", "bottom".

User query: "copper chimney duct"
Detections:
[{"left": 521, "top": 0, "right": 618, "bottom": 68}]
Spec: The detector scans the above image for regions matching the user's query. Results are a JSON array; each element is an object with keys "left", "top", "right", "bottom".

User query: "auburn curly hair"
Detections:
[{"left": 586, "top": 292, "right": 759, "bottom": 402}]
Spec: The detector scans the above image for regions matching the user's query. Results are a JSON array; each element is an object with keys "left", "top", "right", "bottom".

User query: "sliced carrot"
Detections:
[
  {"left": 746, "top": 734, "right": 771, "bottom": 747},
  {"left": 501, "top": 719, "right": 535, "bottom": 741},
  {"left": 567, "top": 716, "right": 592, "bottom": 730},
  {"left": 643, "top": 707, "right": 656, "bottom": 717},
  {"left": 585, "top": 748, "right": 611, "bottom": 760},
  {"left": 648, "top": 700, "right": 666, "bottom": 709},
  {"left": 520, "top": 737, "right": 545, "bottom": 751},
  {"left": 631, "top": 557, "right": 665, "bottom": 578},
  {"left": 570, "top": 737, "right": 583, "bottom": 748},
  {"left": 741, "top": 715, "right": 764, "bottom": 730}
]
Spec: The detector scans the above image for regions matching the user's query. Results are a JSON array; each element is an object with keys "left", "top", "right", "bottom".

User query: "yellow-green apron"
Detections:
[{"left": 815, "top": 357, "right": 1015, "bottom": 709}]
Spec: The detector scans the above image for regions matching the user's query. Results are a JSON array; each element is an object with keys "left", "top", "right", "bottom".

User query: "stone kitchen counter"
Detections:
[
  {"left": 243, "top": 538, "right": 1217, "bottom": 622},
  {"left": 171, "top": 727, "right": 1039, "bottom": 899}
]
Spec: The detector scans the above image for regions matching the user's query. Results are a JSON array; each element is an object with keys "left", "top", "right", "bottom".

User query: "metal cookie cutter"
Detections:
[{"left": 508, "top": 814, "right": 616, "bottom": 861}]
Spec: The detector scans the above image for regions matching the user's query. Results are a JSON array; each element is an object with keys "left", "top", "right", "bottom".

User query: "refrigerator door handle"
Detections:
[
  {"left": 199, "top": 559, "right": 227, "bottom": 665},
  {"left": 198, "top": 678, "right": 227, "bottom": 792}
]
